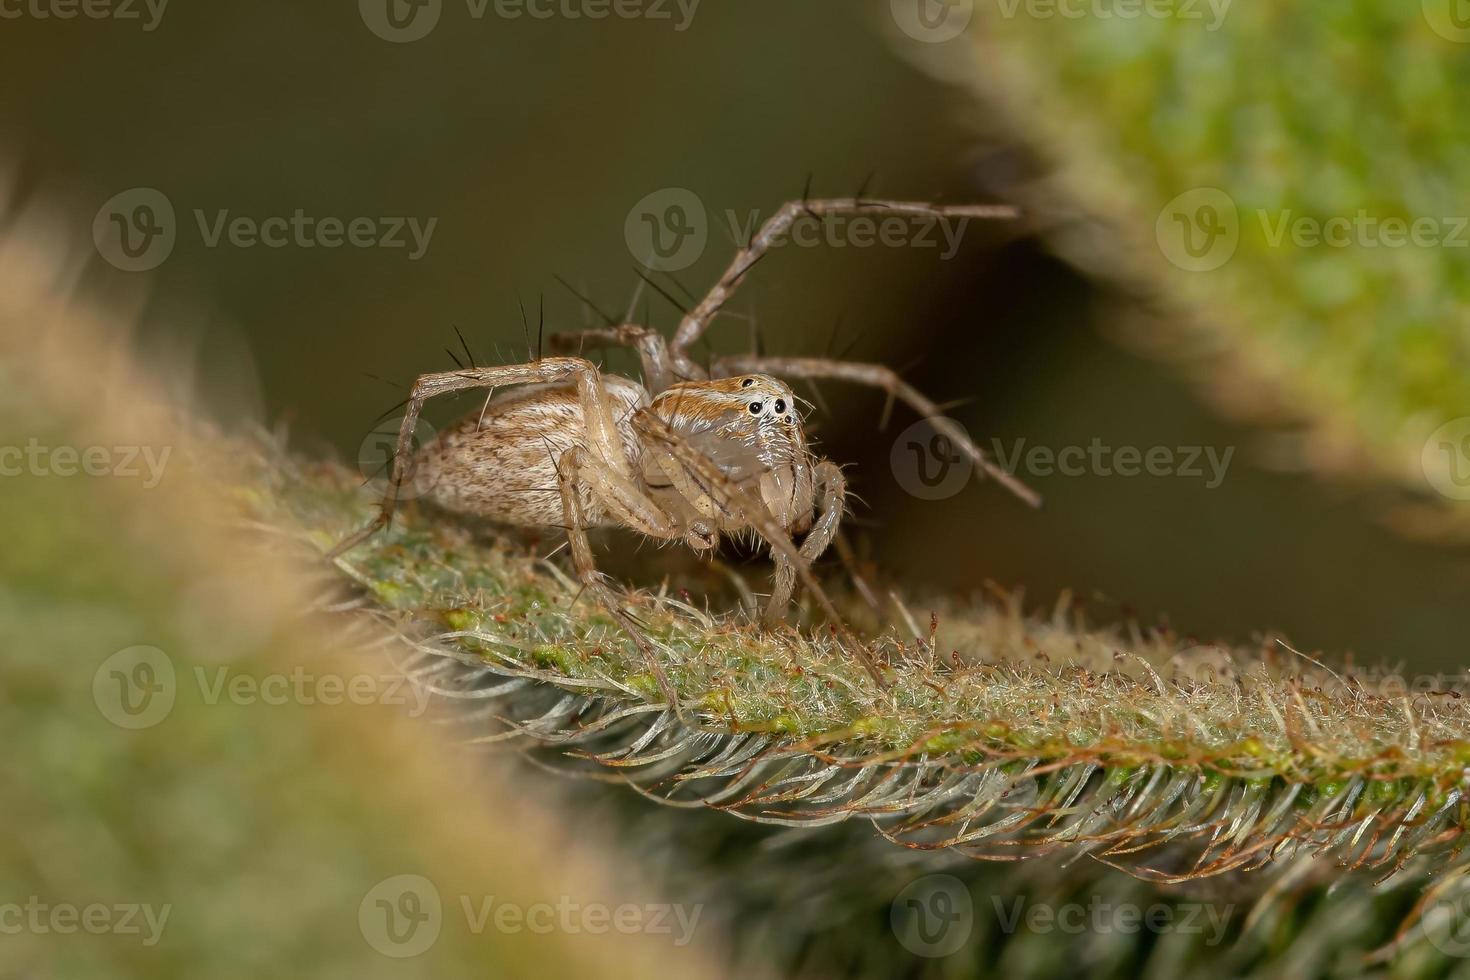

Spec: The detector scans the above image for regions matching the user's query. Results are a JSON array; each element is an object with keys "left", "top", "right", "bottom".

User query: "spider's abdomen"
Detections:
[{"left": 412, "top": 376, "right": 647, "bottom": 527}]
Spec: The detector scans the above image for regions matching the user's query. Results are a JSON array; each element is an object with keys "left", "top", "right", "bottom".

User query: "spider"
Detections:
[{"left": 331, "top": 198, "right": 1040, "bottom": 693}]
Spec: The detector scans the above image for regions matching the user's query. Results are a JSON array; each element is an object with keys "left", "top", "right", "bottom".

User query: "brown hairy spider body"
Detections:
[
  {"left": 414, "top": 375, "right": 650, "bottom": 528},
  {"left": 331, "top": 198, "right": 1039, "bottom": 693}
]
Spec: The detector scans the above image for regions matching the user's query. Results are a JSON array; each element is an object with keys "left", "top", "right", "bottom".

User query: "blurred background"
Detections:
[
  {"left": 5, "top": 2, "right": 1470, "bottom": 976},
  {"left": 8, "top": 0, "right": 1464, "bottom": 670}
]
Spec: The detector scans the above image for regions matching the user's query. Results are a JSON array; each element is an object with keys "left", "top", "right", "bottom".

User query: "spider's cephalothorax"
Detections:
[
  {"left": 650, "top": 375, "right": 817, "bottom": 542},
  {"left": 332, "top": 197, "right": 1039, "bottom": 693}
]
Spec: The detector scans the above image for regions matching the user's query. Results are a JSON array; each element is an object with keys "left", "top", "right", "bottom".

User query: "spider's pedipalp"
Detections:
[{"left": 630, "top": 407, "right": 882, "bottom": 686}]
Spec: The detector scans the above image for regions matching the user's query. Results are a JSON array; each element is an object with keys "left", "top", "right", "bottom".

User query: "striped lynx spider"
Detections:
[{"left": 332, "top": 198, "right": 1039, "bottom": 689}]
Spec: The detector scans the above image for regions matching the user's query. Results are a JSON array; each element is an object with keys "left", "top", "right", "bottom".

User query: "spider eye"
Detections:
[
  {"left": 741, "top": 378, "right": 755, "bottom": 388},
  {"left": 773, "top": 398, "right": 786, "bottom": 414},
  {"left": 748, "top": 402, "right": 762, "bottom": 414}
]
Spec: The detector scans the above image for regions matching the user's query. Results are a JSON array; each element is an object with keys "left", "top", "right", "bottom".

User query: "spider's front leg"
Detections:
[
  {"left": 667, "top": 197, "right": 1019, "bottom": 380},
  {"left": 714, "top": 355, "right": 1041, "bottom": 508},
  {"left": 632, "top": 411, "right": 885, "bottom": 686},
  {"left": 767, "top": 460, "right": 846, "bottom": 621}
]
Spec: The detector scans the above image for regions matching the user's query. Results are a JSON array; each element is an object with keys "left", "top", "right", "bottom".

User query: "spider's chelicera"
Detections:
[{"left": 331, "top": 198, "right": 1040, "bottom": 691}]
